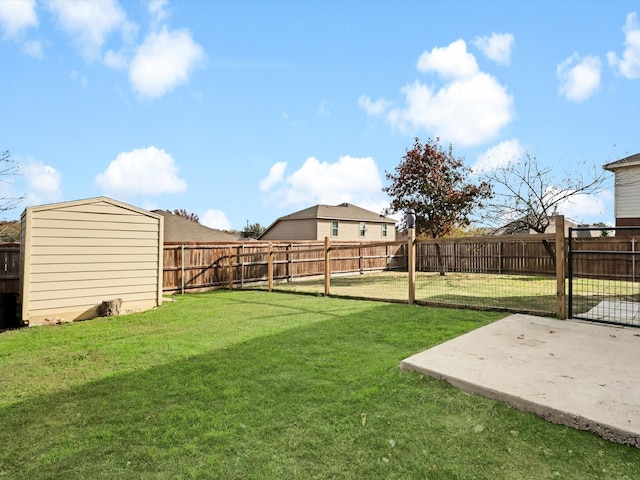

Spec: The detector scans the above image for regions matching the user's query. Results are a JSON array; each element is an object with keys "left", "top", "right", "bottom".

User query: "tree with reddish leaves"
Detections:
[{"left": 384, "top": 138, "right": 492, "bottom": 275}]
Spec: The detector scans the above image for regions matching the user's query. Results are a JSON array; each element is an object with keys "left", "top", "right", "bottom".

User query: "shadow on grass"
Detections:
[{"left": 1, "top": 299, "right": 637, "bottom": 479}]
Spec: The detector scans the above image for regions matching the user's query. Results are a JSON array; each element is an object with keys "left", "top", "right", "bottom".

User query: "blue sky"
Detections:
[{"left": 1, "top": 1, "right": 639, "bottom": 230}]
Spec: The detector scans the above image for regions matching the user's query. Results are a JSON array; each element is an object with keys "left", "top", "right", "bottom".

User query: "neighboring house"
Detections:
[
  {"left": 153, "top": 210, "right": 241, "bottom": 243},
  {"left": 259, "top": 203, "right": 396, "bottom": 241},
  {"left": 603, "top": 153, "right": 640, "bottom": 234}
]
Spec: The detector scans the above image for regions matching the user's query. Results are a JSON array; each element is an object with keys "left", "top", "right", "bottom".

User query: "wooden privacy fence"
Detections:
[
  {"left": 568, "top": 236, "right": 639, "bottom": 281},
  {"left": 163, "top": 241, "right": 407, "bottom": 294},
  {"left": 0, "top": 244, "right": 20, "bottom": 295},
  {"left": 416, "top": 235, "right": 557, "bottom": 276}
]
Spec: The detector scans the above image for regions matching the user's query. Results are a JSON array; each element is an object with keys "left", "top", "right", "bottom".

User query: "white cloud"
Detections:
[
  {"left": 129, "top": 26, "right": 205, "bottom": 99},
  {"left": 47, "top": 0, "right": 135, "bottom": 61},
  {"left": 358, "top": 95, "right": 392, "bottom": 116},
  {"left": 22, "top": 39, "right": 42, "bottom": 58},
  {"left": 201, "top": 209, "right": 231, "bottom": 230},
  {"left": 387, "top": 73, "right": 513, "bottom": 147},
  {"left": 372, "top": 40, "right": 513, "bottom": 148},
  {"left": 554, "top": 189, "right": 613, "bottom": 221},
  {"left": 472, "top": 139, "right": 525, "bottom": 173},
  {"left": 0, "top": 0, "right": 37, "bottom": 38},
  {"left": 262, "top": 155, "right": 386, "bottom": 210},
  {"left": 148, "top": 0, "right": 169, "bottom": 27},
  {"left": 416, "top": 39, "right": 479, "bottom": 79},
  {"left": 259, "top": 162, "right": 287, "bottom": 191},
  {"left": 104, "top": 49, "right": 128, "bottom": 70},
  {"left": 473, "top": 33, "right": 515, "bottom": 65},
  {"left": 95, "top": 146, "right": 187, "bottom": 196},
  {"left": 607, "top": 12, "right": 640, "bottom": 79},
  {"left": 22, "top": 160, "right": 62, "bottom": 206},
  {"left": 557, "top": 53, "right": 602, "bottom": 102}
]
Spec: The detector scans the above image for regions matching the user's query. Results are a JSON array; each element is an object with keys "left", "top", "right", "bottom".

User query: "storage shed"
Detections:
[{"left": 20, "top": 197, "right": 164, "bottom": 325}]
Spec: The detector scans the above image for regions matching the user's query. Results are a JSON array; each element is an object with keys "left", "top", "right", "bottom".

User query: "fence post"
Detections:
[
  {"left": 408, "top": 229, "right": 416, "bottom": 304},
  {"left": 555, "top": 215, "right": 566, "bottom": 319},
  {"left": 324, "top": 237, "right": 331, "bottom": 296},
  {"left": 228, "top": 247, "right": 234, "bottom": 290},
  {"left": 241, "top": 244, "right": 245, "bottom": 288},
  {"left": 632, "top": 238, "right": 636, "bottom": 283},
  {"left": 181, "top": 244, "right": 185, "bottom": 295},
  {"left": 268, "top": 243, "right": 273, "bottom": 292}
]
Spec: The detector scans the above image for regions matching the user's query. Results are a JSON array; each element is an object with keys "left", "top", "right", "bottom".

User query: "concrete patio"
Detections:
[{"left": 401, "top": 314, "right": 640, "bottom": 447}]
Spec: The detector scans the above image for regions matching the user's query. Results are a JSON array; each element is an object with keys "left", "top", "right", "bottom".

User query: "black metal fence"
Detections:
[{"left": 568, "top": 227, "right": 640, "bottom": 326}]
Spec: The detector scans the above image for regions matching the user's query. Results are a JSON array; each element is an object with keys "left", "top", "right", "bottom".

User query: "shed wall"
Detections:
[{"left": 21, "top": 198, "right": 163, "bottom": 325}]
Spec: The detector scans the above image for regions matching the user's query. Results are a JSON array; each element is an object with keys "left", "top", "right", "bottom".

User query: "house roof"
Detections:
[
  {"left": 152, "top": 210, "right": 241, "bottom": 243},
  {"left": 603, "top": 152, "right": 640, "bottom": 171},
  {"left": 259, "top": 203, "right": 396, "bottom": 239},
  {"left": 275, "top": 203, "right": 395, "bottom": 223},
  {"left": 492, "top": 214, "right": 584, "bottom": 235}
]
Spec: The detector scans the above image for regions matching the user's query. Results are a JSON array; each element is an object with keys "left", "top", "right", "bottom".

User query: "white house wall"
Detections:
[{"left": 614, "top": 168, "right": 640, "bottom": 218}]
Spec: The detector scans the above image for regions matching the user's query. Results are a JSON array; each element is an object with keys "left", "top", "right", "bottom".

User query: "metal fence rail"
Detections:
[{"left": 568, "top": 227, "right": 640, "bottom": 326}]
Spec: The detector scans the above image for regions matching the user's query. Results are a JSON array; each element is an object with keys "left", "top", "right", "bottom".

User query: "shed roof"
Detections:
[
  {"left": 603, "top": 152, "right": 640, "bottom": 171},
  {"left": 21, "top": 196, "right": 161, "bottom": 219},
  {"left": 153, "top": 210, "right": 240, "bottom": 243}
]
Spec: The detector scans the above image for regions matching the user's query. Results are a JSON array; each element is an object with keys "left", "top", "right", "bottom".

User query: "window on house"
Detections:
[
  {"left": 359, "top": 222, "right": 367, "bottom": 237},
  {"left": 382, "top": 224, "right": 388, "bottom": 237},
  {"left": 331, "top": 220, "right": 339, "bottom": 237}
]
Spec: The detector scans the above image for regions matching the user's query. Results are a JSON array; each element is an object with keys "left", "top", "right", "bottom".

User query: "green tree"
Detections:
[
  {"left": 383, "top": 138, "right": 492, "bottom": 275},
  {"left": 241, "top": 222, "right": 265, "bottom": 239}
]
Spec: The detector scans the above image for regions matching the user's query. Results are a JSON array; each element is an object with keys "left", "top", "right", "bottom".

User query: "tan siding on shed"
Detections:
[{"left": 20, "top": 197, "right": 163, "bottom": 325}]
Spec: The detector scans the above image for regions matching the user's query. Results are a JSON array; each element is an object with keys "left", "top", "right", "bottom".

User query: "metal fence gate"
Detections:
[{"left": 568, "top": 227, "right": 640, "bottom": 327}]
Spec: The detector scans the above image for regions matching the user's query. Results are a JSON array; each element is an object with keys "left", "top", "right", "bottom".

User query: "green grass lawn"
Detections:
[
  {"left": 271, "top": 271, "right": 639, "bottom": 317},
  {"left": 1, "top": 291, "right": 638, "bottom": 479}
]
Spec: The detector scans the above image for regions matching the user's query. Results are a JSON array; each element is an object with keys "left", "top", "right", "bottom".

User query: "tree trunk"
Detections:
[
  {"left": 541, "top": 239, "right": 556, "bottom": 267},
  {"left": 435, "top": 242, "right": 445, "bottom": 276}
]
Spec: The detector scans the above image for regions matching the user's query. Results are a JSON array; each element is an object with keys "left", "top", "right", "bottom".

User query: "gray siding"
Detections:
[{"left": 21, "top": 197, "right": 163, "bottom": 325}]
